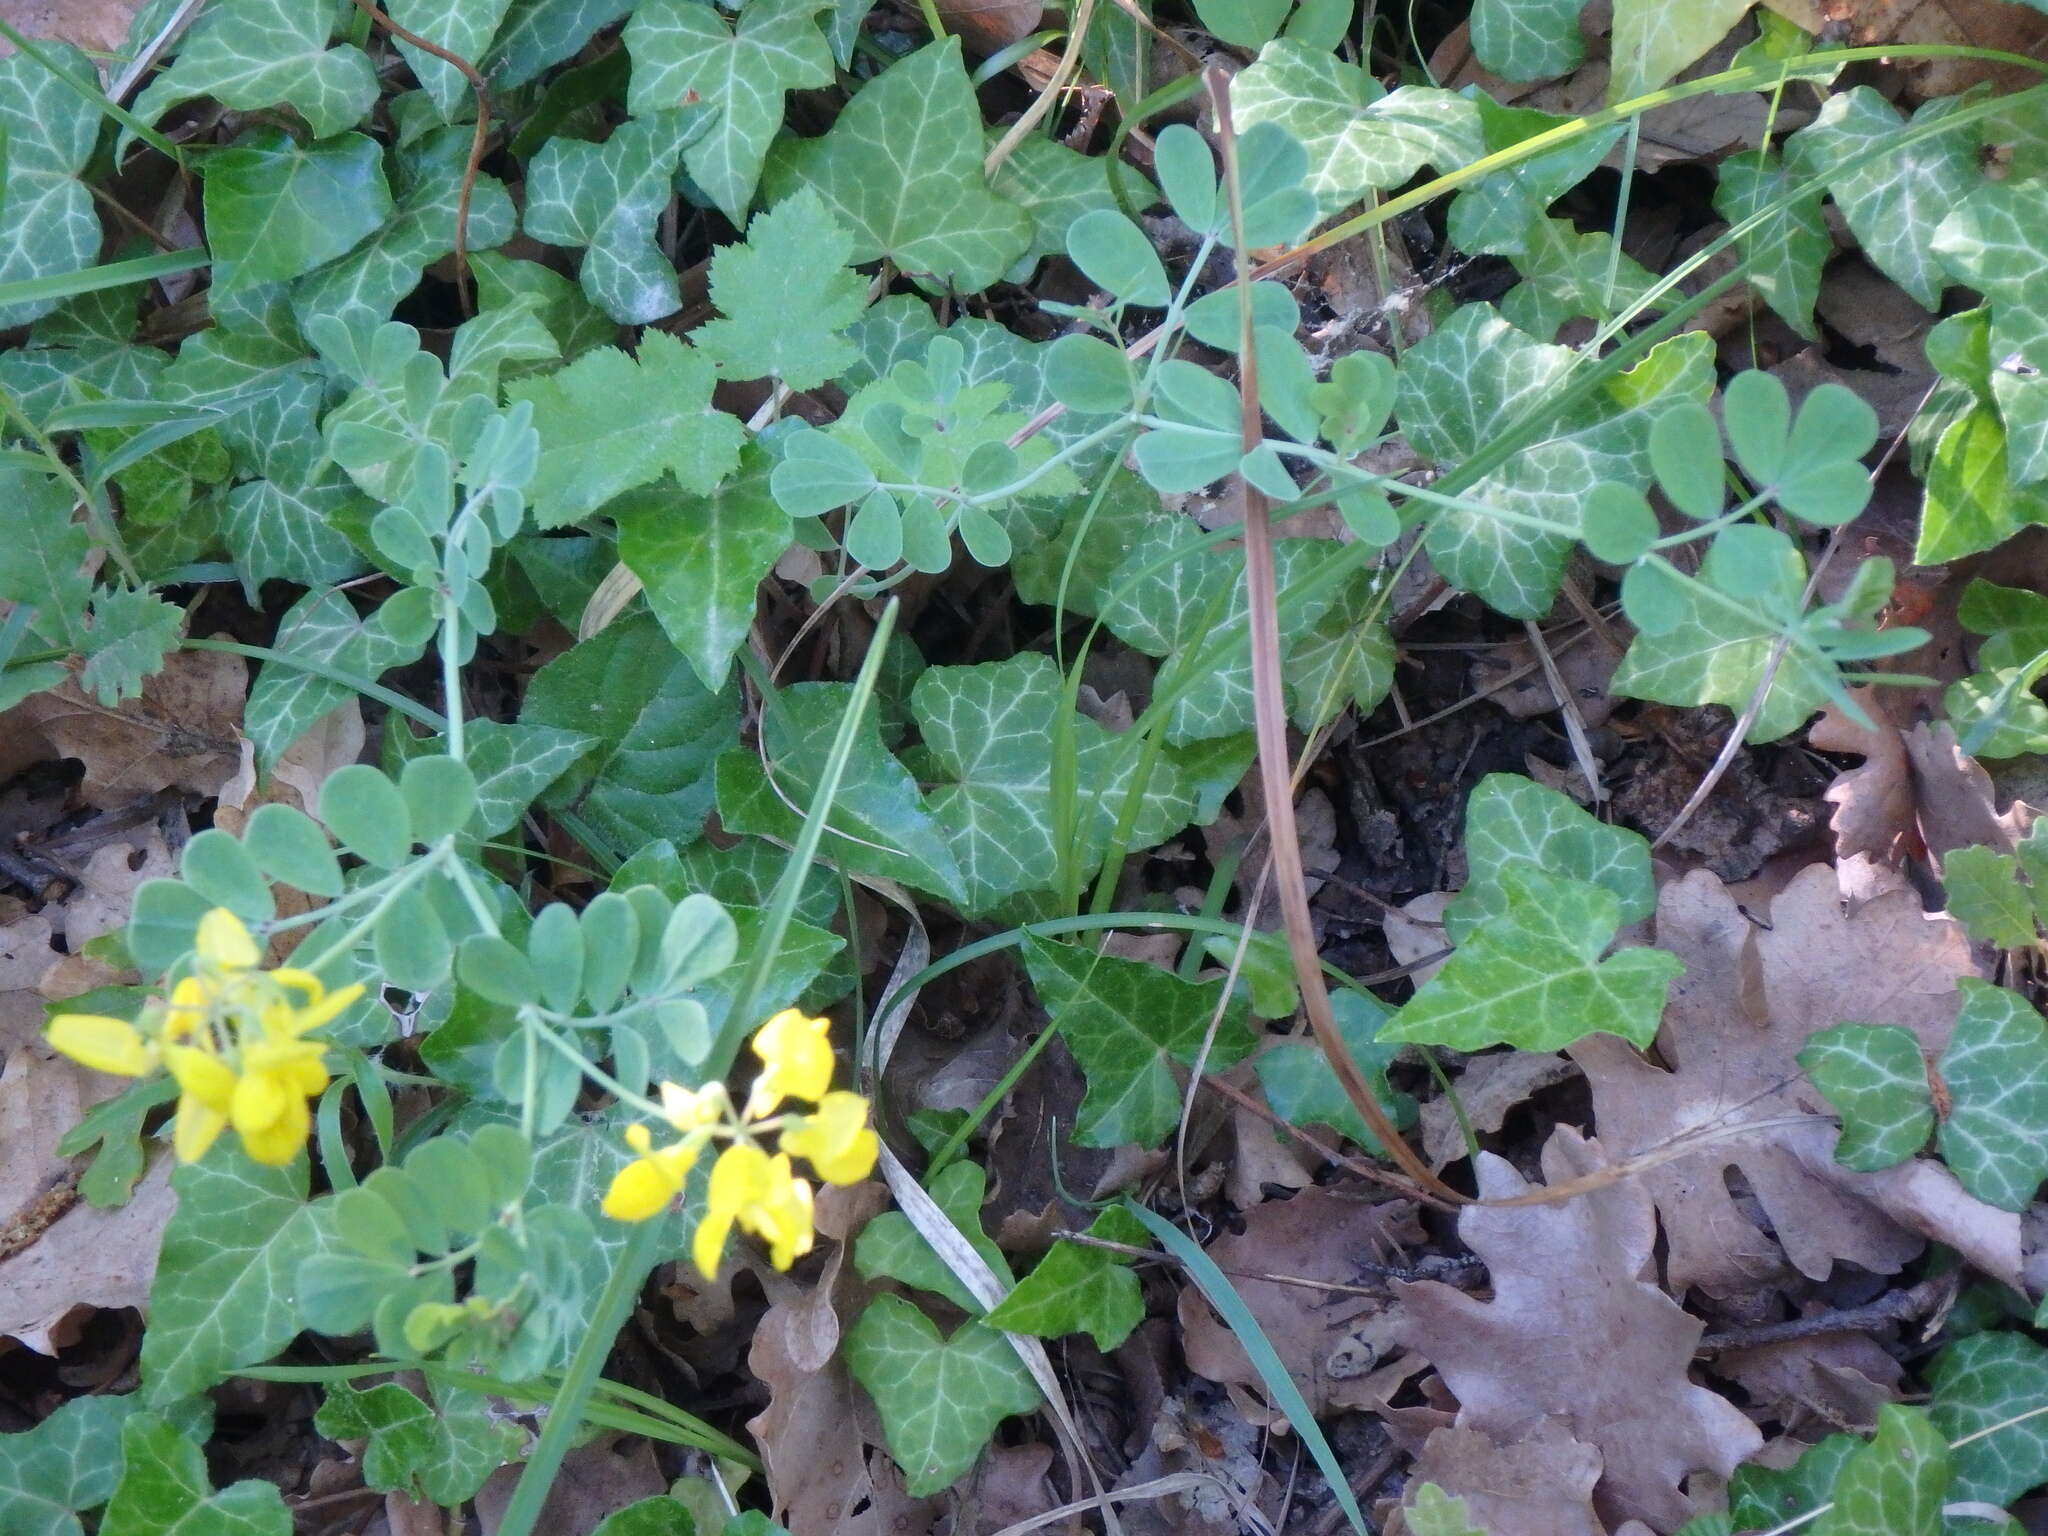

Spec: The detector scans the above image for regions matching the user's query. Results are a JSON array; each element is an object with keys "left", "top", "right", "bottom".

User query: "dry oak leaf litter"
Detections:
[
  {"left": 1397, "top": 1418, "right": 1607, "bottom": 1536},
  {"left": 1395, "top": 1127, "right": 1763, "bottom": 1533}
]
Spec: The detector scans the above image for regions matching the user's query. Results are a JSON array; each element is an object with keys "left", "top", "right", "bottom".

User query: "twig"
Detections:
[
  {"left": 1697, "top": 1273, "right": 1955, "bottom": 1355},
  {"left": 346, "top": 0, "right": 489, "bottom": 314},
  {"left": 984, "top": 0, "right": 1097, "bottom": 177}
]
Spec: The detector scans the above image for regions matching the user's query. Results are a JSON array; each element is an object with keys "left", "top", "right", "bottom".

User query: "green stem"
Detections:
[{"left": 182, "top": 638, "right": 446, "bottom": 729}]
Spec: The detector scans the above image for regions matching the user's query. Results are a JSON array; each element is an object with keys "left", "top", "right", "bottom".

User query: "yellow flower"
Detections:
[
  {"left": 780, "top": 1091, "right": 879, "bottom": 1185},
  {"left": 745, "top": 1008, "right": 837, "bottom": 1117},
  {"left": 658, "top": 1080, "right": 723, "bottom": 1131},
  {"left": 694, "top": 1143, "right": 813, "bottom": 1278},
  {"left": 601, "top": 1122, "right": 709, "bottom": 1222},
  {"left": 47, "top": 907, "right": 359, "bottom": 1168}
]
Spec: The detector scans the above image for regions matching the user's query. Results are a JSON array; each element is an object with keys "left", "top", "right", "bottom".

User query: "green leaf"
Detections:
[
  {"left": 614, "top": 450, "right": 790, "bottom": 692},
  {"left": 1916, "top": 405, "right": 2048, "bottom": 563},
  {"left": 1468, "top": 0, "right": 1584, "bottom": 80},
  {"left": 1714, "top": 152, "right": 1828, "bottom": 340},
  {"left": 1722, "top": 370, "right": 1876, "bottom": 526},
  {"left": 692, "top": 188, "right": 865, "bottom": 391},
  {"left": 1065, "top": 210, "right": 1170, "bottom": 307},
  {"left": 0, "top": 1394, "right": 146, "bottom": 1536},
  {"left": 488, "top": 0, "right": 633, "bottom": 87},
  {"left": 313, "top": 1381, "right": 518, "bottom": 1506},
  {"left": 1609, "top": 0, "right": 1752, "bottom": 100},
  {"left": 1789, "top": 88, "right": 1977, "bottom": 309},
  {"left": 140, "top": 1150, "right": 335, "bottom": 1406},
  {"left": 1191, "top": 0, "right": 1290, "bottom": 47},
  {"left": 1442, "top": 773, "right": 1657, "bottom": 943},
  {"left": 524, "top": 110, "right": 707, "bottom": 323},
  {"left": 764, "top": 40, "right": 1030, "bottom": 292},
  {"left": 508, "top": 329, "right": 745, "bottom": 528},
  {"left": 244, "top": 587, "right": 430, "bottom": 769},
  {"left": 590, "top": 1498, "right": 699, "bottom": 1536},
  {"left": 1254, "top": 989, "right": 1416, "bottom": 1155},
  {"left": 1937, "top": 979, "right": 2048, "bottom": 1211},
  {"left": 472, "top": 253, "right": 616, "bottom": 365},
  {"left": 1941, "top": 845, "right": 2036, "bottom": 948},
  {"left": 1022, "top": 935, "right": 1254, "bottom": 1148},
  {"left": 1813, "top": 1405, "right": 1949, "bottom": 1536},
  {"left": 1731, "top": 1436, "right": 1860, "bottom": 1532},
  {"left": 79, "top": 587, "right": 182, "bottom": 706},
  {"left": 1798, "top": 1025, "right": 1935, "bottom": 1170},
  {"left": 854, "top": 1160, "right": 1011, "bottom": 1314},
  {"left": 0, "top": 466, "right": 90, "bottom": 652},
  {"left": 0, "top": 44, "right": 103, "bottom": 328},
  {"left": 844, "top": 1295, "right": 1039, "bottom": 1498},
  {"left": 1927, "top": 1331, "right": 2048, "bottom": 1505},
  {"left": 220, "top": 472, "right": 372, "bottom": 598},
  {"left": 101, "top": 1415, "right": 289, "bottom": 1536},
  {"left": 1383, "top": 868, "right": 1683, "bottom": 1052},
  {"left": 522, "top": 613, "right": 739, "bottom": 851},
  {"left": 1283, "top": 565, "right": 1396, "bottom": 727},
  {"left": 624, "top": 0, "right": 834, "bottom": 224},
  {"left": 1933, "top": 178, "right": 2048, "bottom": 485},
  {"left": 1448, "top": 98, "right": 1619, "bottom": 258},
  {"left": 987, "top": 132, "right": 1119, "bottom": 277},
  {"left": 1501, "top": 216, "right": 1665, "bottom": 339},
  {"left": 321, "top": 763, "right": 414, "bottom": 870},
  {"left": 1231, "top": 42, "right": 1482, "bottom": 216},
  {"left": 56, "top": 1076, "right": 173, "bottom": 1208},
  {"left": 202, "top": 130, "right": 394, "bottom": 292},
  {"left": 133, "top": 0, "right": 378, "bottom": 140},
  {"left": 1404, "top": 1484, "right": 1490, "bottom": 1536},
  {"left": 984, "top": 1206, "right": 1147, "bottom": 1351},
  {"left": 386, "top": 0, "right": 513, "bottom": 120}
]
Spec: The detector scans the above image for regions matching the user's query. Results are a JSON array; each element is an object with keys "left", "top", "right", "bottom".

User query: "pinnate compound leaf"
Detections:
[
  {"left": 1442, "top": 773, "right": 1656, "bottom": 943},
  {"left": 1927, "top": 1331, "right": 2048, "bottom": 1506},
  {"left": 985, "top": 1206, "right": 1149, "bottom": 1351},
  {"left": 134, "top": 0, "right": 377, "bottom": 140},
  {"left": 1022, "top": 935, "right": 1253, "bottom": 1148},
  {"left": 692, "top": 188, "right": 866, "bottom": 390},
  {"left": 625, "top": 0, "right": 834, "bottom": 224},
  {"left": 525, "top": 111, "right": 707, "bottom": 323},
  {"left": 764, "top": 40, "right": 1030, "bottom": 292},
  {"left": 1797, "top": 1025, "right": 1934, "bottom": 1170},
  {"left": 140, "top": 1150, "right": 335, "bottom": 1406},
  {"left": 313, "top": 1381, "right": 517, "bottom": 1506},
  {"left": 1469, "top": 0, "right": 1583, "bottom": 80},
  {"left": 0, "top": 1394, "right": 148, "bottom": 1536},
  {"left": 844, "top": 1295, "right": 1039, "bottom": 1497},
  {"left": 1812, "top": 1405, "right": 1948, "bottom": 1536},
  {"left": 0, "top": 44, "right": 103, "bottom": 328},
  {"left": 202, "top": 131, "right": 395, "bottom": 291},
  {"left": 854, "top": 1160, "right": 1011, "bottom": 1314},
  {"left": 508, "top": 330, "right": 744, "bottom": 528},
  {"left": 1383, "top": 868, "right": 1683, "bottom": 1052},
  {"left": 100, "top": 1415, "right": 289, "bottom": 1536}
]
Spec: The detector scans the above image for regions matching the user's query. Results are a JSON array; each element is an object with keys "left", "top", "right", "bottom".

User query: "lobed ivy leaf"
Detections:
[
  {"left": 202, "top": 131, "right": 395, "bottom": 293},
  {"left": 1022, "top": 935, "right": 1254, "bottom": 1148},
  {"left": 0, "top": 1394, "right": 149, "bottom": 1536},
  {"left": 1927, "top": 1331, "right": 2048, "bottom": 1505},
  {"left": 1468, "top": 0, "right": 1584, "bottom": 80},
  {"left": 133, "top": 0, "right": 378, "bottom": 141},
  {"left": 1501, "top": 217, "right": 1665, "bottom": 340},
  {"left": 1941, "top": 842, "right": 2039, "bottom": 949},
  {"left": 386, "top": 0, "right": 513, "bottom": 121},
  {"left": 988, "top": 133, "right": 1121, "bottom": 277},
  {"left": 1797, "top": 1025, "right": 1935, "bottom": 1170},
  {"left": 1933, "top": 177, "right": 2048, "bottom": 485},
  {"left": 1449, "top": 98, "right": 1620, "bottom": 258},
  {"left": 100, "top": 1415, "right": 289, "bottom": 1536},
  {"left": 1945, "top": 579, "right": 2048, "bottom": 757},
  {"left": 313, "top": 1380, "right": 518, "bottom": 1506},
  {"left": 0, "top": 44, "right": 104, "bottom": 328},
  {"left": 985, "top": 1206, "right": 1149, "bottom": 1351},
  {"left": 1608, "top": 0, "right": 1752, "bottom": 100},
  {"left": 764, "top": 40, "right": 1031, "bottom": 293},
  {"left": 1443, "top": 772, "right": 1657, "bottom": 943},
  {"left": 692, "top": 188, "right": 866, "bottom": 391},
  {"left": 844, "top": 1295, "right": 1039, "bottom": 1497},
  {"left": 1730, "top": 1435, "right": 1860, "bottom": 1533},
  {"left": 854, "top": 1160, "right": 1011, "bottom": 1314},
  {"left": 1917, "top": 404, "right": 2048, "bottom": 564},
  {"left": 1254, "top": 989, "right": 1415, "bottom": 1155},
  {"left": 244, "top": 587, "right": 431, "bottom": 768},
  {"left": 624, "top": 0, "right": 834, "bottom": 224},
  {"left": 1810, "top": 1405, "right": 1948, "bottom": 1536},
  {"left": 487, "top": 0, "right": 632, "bottom": 86},
  {"left": 1714, "top": 152, "right": 1828, "bottom": 340},
  {"left": 1936, "top": 978, "right": 2048, "bottom": 1210}
]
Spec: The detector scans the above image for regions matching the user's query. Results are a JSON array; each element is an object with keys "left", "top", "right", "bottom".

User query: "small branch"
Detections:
[{"left": 1697, "top": 1273, "right": 1955, "bottom": 1355}]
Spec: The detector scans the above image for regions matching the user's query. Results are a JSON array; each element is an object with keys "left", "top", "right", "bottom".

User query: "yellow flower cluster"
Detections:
[
  {"left": 601, "top": 1009, "right": 879, "bottom": 1277},
  {"left": 47, "top": 908, "right": 359, "bottom": 1166}
]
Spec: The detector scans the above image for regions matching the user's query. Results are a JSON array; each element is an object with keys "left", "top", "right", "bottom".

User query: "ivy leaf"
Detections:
[
  {"left": 590, "top": 1499, "right": 700, "bottom": 1536},
  {"left": 1448, "top": 98, "right": 1619, "bottom": 258},
  {"left": 488, "top": 0, "right": 632, "bottom": 87},
  {"left": 525, "top": 110, "right": 707, "bottom": 323},
  {"left": 1608, "top": 0, "right": 1752, "bottom": 100},
  {"left": 1941, "top": 844, "right": 2037, "bottom": 948},
  {"left": 1394, "top": 306, "right": 1713, "bottom": 617},
  {"left": 764, "top": 39, "right": 1030, "bottom": 292},
  {"left": 1730, "top": 1436, "right": 1860, "bottom": 1532},
  {"left": 521, "top": 613, "right": 739, "bottom": 853},
  {"left": 985, "top": 1206, "right": 1148, "bottom": 1351},
  {"left": 245, "top": 587, "right": 430, "bottom": 768},
  {"left": 1442, "top": 772, "right": 1657, "bottom": 943},
  {"left": 1282, "top": 565, "right": 1396, "bottom": 729},
  {"left": 1936, "top": 978, "right": 2048, "bottom": 1211},
  {"left": 313, "top": 1381, "right": 518, "bottom": 1506},
  {"left": 692, "top": 189, "right": 865, "bottom": 391},
  {"left": 508, "top": 330, "right": 745, "bottom": 528},
  {"left": 1789, "top": 88, "right": 1977, "bottom": 309},
  {"left": 1502, "top": 216, "right": 1664, "bottom": 339},
  {"left": 386, "top": 0, "right": 513, "bottom": 120},
  {"left": 0, "top": 1394, "right": 148, "bottom": 1536},
  {"left": 139, "top": 1149, "right": 336, "bottom": 1406},
  {"left": 133, "top": 0, "right": 378, "bottom": 140},
  {"left": 0, "top": 44, "right": 103, "bottom": 328},
  {"left": 1927, "top": 1331, "right": 2048, "bottom": 1505},
  {"left": 1713, "top": 152, "right": 1828, "bottom": 340},
  {"left": 1916, "top": 404, "right": 2048, "bottom": 564},
  {"left": 1811, "top": 1405, "right": 1948, "bottom": 1536},
  {"left": 395, "top": 719, "right": 593, "bottom": 838},
  {"left": 624, "top": 0, "right": 834, "bottom": 224},
  {"left": 220, "top": 471, "right": 371, "bottom": 597},
  {"left": 854, "top": 1160, "right": 1012, "bottom": 1314},
  {"left": 1796, "top": 1025, "right": 1934, "bottom": 1170},
  {"left": 1383, "top": 868, "right": 1683, "bottom": 1052},
  {"left": 202, "top": 130, "right": 395, "bottom": 292},
  {"left": 100, "top": 1415, "right": 289, "bottom": 1536},
  {"left": 844, "top": 1295, "right": 1039, "bottom": 1497},
  {"left": 1254, "top": 989, "right": 1416, "bottom": 1155},
  {"left": 1231, "top": 41, "right": 1482, "bottom": 215},
  {"left": 1468, "top": 0, "right": 1584, "bottom": 81},
  {"left": 1022, "top": 935, "right": 1254, "bottom": 1148},
  {"left": 1933, "top": 178, "right": 2048, "bottom": 485},
  {"left": 988, "top": 133, "right": 1120, "bottom": 277}
]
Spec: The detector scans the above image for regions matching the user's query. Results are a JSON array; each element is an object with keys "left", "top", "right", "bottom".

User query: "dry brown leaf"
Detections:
[
  {"left": 1811, "top": 690, "right": 1914, "bottom": 863},
  {"left": 937, "top": 0, "right": 1042, "bottom": 52},
  {"left": 1573, "top": 864, "right": 1975, "bottom": 1297},
  {"left": 473, "top": 1433, "right": 667, "bottom": 1536},
  {"left": 1717, "top": 1332, "right": 1902, "bottom": 1435},
  {"left": 1395, "top": 1419, "right": 1605, "bottom": 1536},
  {"left": 0, "top": 1152, "right": 173, "bottom": 1354},
  {"left": 1397, "top": 1128, "right": 1762, "bottom": 1532},
  {"left": 0, "top": 650, "right": 243, "bottom": 809},
  {"left": 1903, "top": 721, "right": 2021, "bottom": 862},
  {"left": 1419, "top": 1049, "right": 1579, "bottom": 1170},
  {"left": 1383, "top": 892, "right": 1453, "bottom": 990},
  {"left": 963, "top": 1442, "right": 1055, "bottom": 1535},
  {"left": 1764, "top": 0, "right": 2048, "bottom": 98},
  {"left": 0, "top": 0, "right": 140, "bottom": 53}
]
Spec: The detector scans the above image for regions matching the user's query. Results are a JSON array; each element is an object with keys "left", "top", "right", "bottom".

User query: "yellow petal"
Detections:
[
  {"left": 237, "top": 1084, "right": 309, "bottom": 1165},
  {"left": 780, "top": 1092, "right": 878, "bottom": 1186},
  {"left": 46, "top": 1014, "right": 154, "bottom": 1077},
  {"left": 737, "top": 1156, "right": 814, "bottom": 1270},
  {"left": 693, "top": 1203, "right": 736, "bottom": 1278},
  {"left": 270, "top": 968, "right": 324, "bottom": 1000},
  {"left": 746, "top": 1010, "right": 836, "bottom": 1117},
  {"left": 603, "top": 1157, "right": 676, "bottom": 1222},
  {"left": 286, "top": 981, "right": 364, "bottom": 1035},
  {"left": 624, "top": 1122, "right": 655, "bottom": 1154},
  {"left": 658, "top": 1080, "right": 721, "bottom": 1130},
  {"left": 232, "top": 1068, "right": 290, "bottom": 1138},
  {"left": 173, "top": 1097, "right": 228, "bottom": 1162},
  {"left": 164, "top": 1043, "right": 237, "bottom": 1113},
  {"left": 196, "top": 908, "right": 260, "bottom": 971},
  {"left": 162, "top": 976, "right": 211, "bottom": 1039}
]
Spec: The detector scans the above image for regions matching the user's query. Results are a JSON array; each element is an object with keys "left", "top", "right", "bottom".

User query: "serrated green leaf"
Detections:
[
  {"left": 1383, "top": 867, "right": 1682, "bottom": 1052},
  {"left": 1714, "top": 152, "right": 1828, "bottom": 340},
  {"left": 692, "top": 189, "right": 864, "bottom": 391},
  {"left": 508, "top": 330, "right": 744, "bottom": 528},
  {"left": 1927, "top": 1331, "right": 2048, "bottom": 1505},
  {"left": 313, "top": 1380, "right": 518, "bottom": 1506},
  {"left": 1442, "top": 773, "right": 1657, "bottom": 943},
  {"left": 0, "top": 44, "right": 103, "bottom": 328},
  {"left": 140, "top": 1150, "right": 335, "bottom": 1405},
  {"left": 1023, "top": 935, "right": 1254, "bottom": 1148},
  {"left": 1404, "top": 1483, "right": 1489, "bottom": 1536},
  {"left": 1254, "top": 989, "right": 1415, "bottom": 1155},
  {"left": 1937, "top": 979, "right": 2048, "bottom": 1211},
  {"left": 1798, "top": 1024, "right": 1934, "bottom": 1170},
  {"left": 1813, "top": 1404, "right": 1948, "bottom": 1536},
  {"left": 0, "top": 1393, "right": 146, "bottom": 1536},
  {"left": 79, "top": 587, "right": 182, "bottom": 705},
  {"left": 56, "top": 1075, "right": 172, "bottom": 1207},
  {"left": 985, "top": 1206, "right": 1147, "bottom": 1351},
  {"left": 1232, "top": 41, "right": 1482, "bottom": 216},
  {"left": 100, "top": 1414, "right": 289, "bottom": 1536},
  {"left": 1469, "top": 0, "right": 1584, "bottom": 80},
  {"left": 245, "top": 587, "right": 430, "bottom": 768},
  {"left": 1609, "top": 0, "right": 1751, "bottom": 100},
  {"left": 844, "top": 1295, "right": 1039, "bottom": 1497},
  {"left": 202, "top": 131, "right": 395, "bottom": 291},
  {"left": 524, "top": 110, "right": 707, "bottom": 323},
  {"left": 625, "top": 0, "right": 833, "bottom": 224},
  {"left": 854, "top": 1160, "right": 1011, "bottom": 1313},
  {"left": 1941, "top": 845, "right": 2035, "bottom": 948},
  {"left": 764, "top": 40, "right": 1030, "bottom": 292},
  {"left": 0, "top": 465, "right": 92, "bottom": 653},
  {"left": 133, "top": 0, "right": 378, "bottom": 141},
  {"left": 522, "top": 614, "right": 739, "bottom": 852}
]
